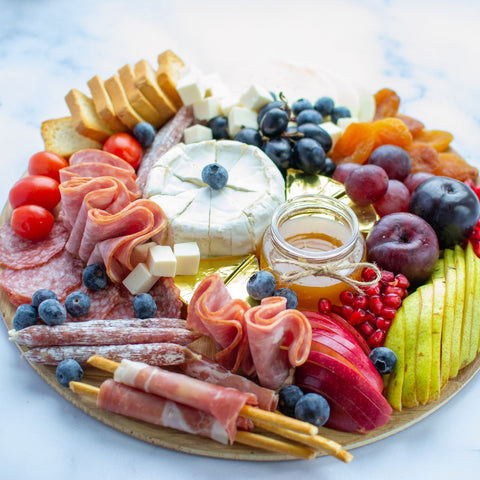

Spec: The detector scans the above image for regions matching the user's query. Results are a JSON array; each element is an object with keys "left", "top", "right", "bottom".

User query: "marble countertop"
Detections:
[{"left": 1, "top": 0, "right": 480, "bottom": 478}]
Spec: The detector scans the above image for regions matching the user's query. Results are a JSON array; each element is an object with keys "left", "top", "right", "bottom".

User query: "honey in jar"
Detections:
[{"left": 261, "top": 194, "right": 366, "bottom": 310}]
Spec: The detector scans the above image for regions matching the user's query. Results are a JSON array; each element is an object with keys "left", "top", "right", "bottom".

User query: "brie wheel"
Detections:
[{"left": 144, "top": 140, "right": 285, "bottom": 257}]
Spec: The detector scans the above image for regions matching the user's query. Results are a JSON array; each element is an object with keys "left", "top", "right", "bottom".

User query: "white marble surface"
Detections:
[{"left": 1, "top": 0, "right": 480, "bottom": 478}]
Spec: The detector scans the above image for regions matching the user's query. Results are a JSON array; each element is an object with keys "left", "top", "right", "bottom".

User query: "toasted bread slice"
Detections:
[
  {"left": 87, "top": 75, "right": 127, "bottom": 132},
  {"left": 134, "top": 59, "right": 177, "bottom": 124},
  {"left": 104, "top": 75, "right": 145, "bottom": 130},
  {"left": 41, "top": 117, "right": 102, "bottom": 158},
  {"left": 118, "top": 64, "right": 164, "bottom": 128},
  {"left": 156, "top": 50, "right": 184, "bottom": 109},
  {"left": 65, "top": 88, "right": 116, "bottom": 142}
]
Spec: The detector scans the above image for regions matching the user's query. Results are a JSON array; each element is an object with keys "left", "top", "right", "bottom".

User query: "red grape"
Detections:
[
  {"left": 373, "top": 179, "right": 410, "bottom": 217},
  {"left": 344, "top": 164, "right": 389, "bottom": 206},
  {"left": 403, "top": 172, "right": 435, "bottom": 193},
  {"left": 332, "top": 162, "right": 360, "bottom": 184},
  {"left": 367, "top": 144, "right": 411, "bottom": 181}
]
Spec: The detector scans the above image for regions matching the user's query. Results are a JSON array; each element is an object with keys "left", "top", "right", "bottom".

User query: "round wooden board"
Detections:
[{"left": 2, "top": 204, "right": 480, "bottom": 461}]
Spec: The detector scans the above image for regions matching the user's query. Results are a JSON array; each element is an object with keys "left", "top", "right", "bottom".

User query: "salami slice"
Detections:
[
  {"left": 0, "top": 250, "right": 84, "bottom": 306},
  {"left": 0, "top": 221, "right": 69, "bottom": 270}
]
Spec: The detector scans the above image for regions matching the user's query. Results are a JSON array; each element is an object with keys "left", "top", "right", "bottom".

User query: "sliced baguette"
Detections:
[
  {"left": 118, "top": 64, "right": 165, "bottom": 128},
  {"left": 41, "top": 116, "right": 102, "bottom": 158},
  {"left": 134, "top": 59, "right": 177, "bottom": 124},
  {"left": 87, "top": 75, "right": 127, "bottom": 132},
  {"left": 104, "top": 74, "right": 145, "bottom": 130},
  {"left": 65, "top": 88, "right": 116, "bottom": 142},
  {"left": 156, "top": 49, "right": 184, "bottom": 109}
]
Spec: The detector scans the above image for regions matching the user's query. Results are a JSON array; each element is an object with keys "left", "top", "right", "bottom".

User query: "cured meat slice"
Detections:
[
  {"left": 23, "top": 343, "right": 200, "bottom": 366},
  {"left": 64, "top": 318, "right": 187, "bottom": 328},
  {"left": 10, "top": 324, "right": 200, "bottom": 347},
  {"left": 69, "top": 149, "right": 135, "bottom": 173},
  {"left": 97, "top": 379, "right": 229, "bottom": 444},
  {"left": 245, "top": 296, "right": 312, "bottom": 390},
  {"left": 179, "top": 356, "right": 278, "bottom": 412},
  {"left": 186, "top": 273, "right": 252, "bottom": 374},
  {"left": 0, "top": 250, "right": 83, "bottom": 306},
  {"left": 113, "top": 359, "right": 257, "bottom": 443},
  {"left": 0, "top": 221, "right": 68, "bottom": 270},
  {"left": 136, "top": 105, "right": 194, "bottom": 192}
]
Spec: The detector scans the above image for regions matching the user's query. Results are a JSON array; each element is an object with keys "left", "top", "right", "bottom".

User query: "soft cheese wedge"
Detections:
[{"left": 144, "top": 140, "right": 285, "bottom": 257}]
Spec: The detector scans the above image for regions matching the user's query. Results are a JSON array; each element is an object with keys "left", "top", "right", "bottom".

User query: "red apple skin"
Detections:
[{"left": 366, "top": 212, "right": 439, "bottom": 285}]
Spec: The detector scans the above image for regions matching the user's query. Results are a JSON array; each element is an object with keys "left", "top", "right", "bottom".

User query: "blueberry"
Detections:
[
  {"left": 65, "top": 291, "right": 91, "bottom": 317},
  {"left": 133, "top": 293, "right": 157, "bottom": 319},
  {"left": 38, "top": 299, "right": 67, "bottom": 326},
  {"left": 369, "top": 347, "right": 398, "bottom": 374},
  {"left": 291, "top": 98, "right": 313, "bottom": 116},
  {"left": 294, "top": 393, "right": 330, "bottom": 427},
  {"left": 278, "top": 385, "right": 304, "bottom": 417},
  {"left": 292, "top": 137, "right": 326, "bottom": 175},
  {"left": 82, "top": 264, "right": 108, "bottom": 291},
  {"left": 314, "top": 97, "right": 335, "bottom": 116},
  {"left": 202, "top": 163, "right": 229, "bottom": 190},
  {"left": 296, "top": 109, "right": 323, "bottom": 126},
  {"left": 297, "top": 123, "right": 332, "bottom": 153},
  {"left": 246, "top": 271, "right": 276, "bottom": 300},
  {"left": 260, "top": 108, "right": 289, "bottom": 137},
  {"left": 13, "top": 304, "right": 38, "bottom": 330},
  {"left": 331, "top": 106, "right": 351, "bottom": 124},
  {"left": 320, "top": 157, "right": 337, "bottom": 177},
  {"left": 273, "top": 288, "right": 298, "bottom": 309},
  {"left": 263, "top": 137, "right": 293, "bottom": 170},
  {"left": 234, "top": 128, "right": 263, "bottom": 148},
  {"left": 31, "top": 289, "right": 57, "bottom": 308},
  {"left": 56, "top": 359, "right": 84, "bottom": 387},
  {"left": 208, "top": 116, "right": 229, "bottom": 139},
  {"left": 133, "top": 122, "right": 155, "bottom": 148},
  {"left": 258, "top": 100, "right": 286, "bottom": 124}
]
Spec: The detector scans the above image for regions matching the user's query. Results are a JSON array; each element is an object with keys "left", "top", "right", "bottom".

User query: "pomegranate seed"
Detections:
[
  {"left": 339, "top": 290, "right": 355, "bottom": 306},
  {"left": 331, "top": 304, "right": 343, "bottom": 316},
  {"left": 341, "top": 305, "right": 354, "bottom": 320},
  {"left": 353, "top": 295, "right": 368, "bottom": 310},
  {"left": 381, "top": 306, "right": 397, "bottom": 320},
  {"left": 358, "top": 320, "right": 375, "bottom": 337},
  {"left": 369, "top": 295, "right": 384, "bottom": 315},
  {"left": 348, "top": 309, "right": 367, "bottom": 326},
  {"left": 384, "top": 285, "right": 406, "bottom": 298},
  {"left": 475, "top": 229, "right": 480, "bottom": 241},
  {"left": 376, "top": 317, "right": 392, "bottom": 331},
  {"left": 394, "top": 273, "right": 410, "bottom": 290},
  {"left": 361, "top": 267, "right": 378, "bottom": 282},
  {"left": 367, "top": 329, "right": 386, "bottom": 348},
  {"left": 383, "top": 293, "right": 402, "bottom": 309},
  {"left": 380, "top": 270, "right": 395, "bottom": 284},
  {"left": 364, "top": 284, "right": 381, "bottom": 297},
  {"left": 318, "top": 298, "right": 332, "bottom": 314},
  {"left": 364, "top": 310, "right": 376, "bottom": 323}
]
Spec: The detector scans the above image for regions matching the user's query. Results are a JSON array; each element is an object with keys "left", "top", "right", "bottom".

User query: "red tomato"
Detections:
[
  {"left": 28, "top": 151, "right": 68, "bottom": 182},
  {"left": 9, "top": 175, "right": 61, "bottom": 211},
  {"left": 103, "top": 133, "right": 142, "bottom": 170},
  {"left": 11, "top": 205, "right": 54, "bottom": 240}
]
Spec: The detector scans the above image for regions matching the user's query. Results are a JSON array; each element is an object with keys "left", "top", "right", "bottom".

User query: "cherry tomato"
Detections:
[
  {"left": 10, "top": 205, "right": 54, "bottom": 240},
  {"left": 103, "top": 133, "right": 142, "bottom": 170},
  {"left": 9, "top": 175, "right": 61, "bottom": 211},
  {"left": 28, "top": 151, "right": 68, "bottom": 182}
]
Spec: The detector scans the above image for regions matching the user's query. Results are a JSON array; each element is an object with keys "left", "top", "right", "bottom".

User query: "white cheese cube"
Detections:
[
  {"left": 192, "top": 97, "right": 221, "bottom": 121},
  {"left": 131, "top": 241, "right": 158, "bottom": 267},
  {"left": 174, "top": 242, "right": 200, "bottom": 275},
  {"left": 183, "top": 124, "right": 213, "bottom": 144},
  {"left": 240, "top": 84, "right": 272, "bottom": 111},
  {"left": 147, "top": 245, "right": 177, "bottom": 277},
  {"left": 228, "top": 106, "right": 258, "bottom": 138},
  {"left": 319, "top": 121, "right": 342, "bottom": 149},
  {"left": 176, "top": 77, "right": 206, "bottom": 106},
  {"left": 219, "top": 96, "right": 239, "bottom": 116},
  {"left": 123, "top": 263, "right": 159, "bottom": 295},
  {"left": 337, "top": 117, "right": 359, "bottom": 131}
]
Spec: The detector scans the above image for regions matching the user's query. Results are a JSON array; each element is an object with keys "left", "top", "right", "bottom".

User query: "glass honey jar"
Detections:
[{"left": 261, "top": 194, "right": 367, "bottom": 310}]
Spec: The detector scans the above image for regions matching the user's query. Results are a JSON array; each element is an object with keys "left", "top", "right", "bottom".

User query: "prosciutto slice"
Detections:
[
  {"left": 97, "top": 379, "right": 229, "bottom": 444},
  {"left": 186, "top": 273, "right": 252, "bottom": 374},
  {"left": 69, "top": 149, "right": 136, "bottom": 172},
  {"left": 245, "top": 296, "right": 312, "bottom": 390},
  {"left": 113, "top": 359, "right": 257, "bottom": 443}
]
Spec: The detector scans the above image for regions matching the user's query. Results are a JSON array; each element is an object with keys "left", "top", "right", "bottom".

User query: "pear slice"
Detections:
[
  {"left": 469, "top": 243, "right": 480, "bottom": 360},
  {"left": 383, "top": 307, "right": 405, "bottom": 411},
  {"left": 441, "top": 249, "right": 456, "bottom": 386},
  {"left": 459, "top": 243, "right": 475, "bottom": 369},
  {"left": 449, "top": 245, "right": 465, "bottom": 378},
  {"left": 430, "top": 276, "right": 446, "bottom": 401},
  {"left": 401, "top": 291, "right": 421, "bottom": 408},
  {"left": 416, "top": 284, "right": 433, "bottom": 405}
]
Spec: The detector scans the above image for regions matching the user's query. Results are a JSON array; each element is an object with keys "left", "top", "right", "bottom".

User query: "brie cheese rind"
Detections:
[{"left": 144, "top": 140, "right": 285, "bottom": 257}]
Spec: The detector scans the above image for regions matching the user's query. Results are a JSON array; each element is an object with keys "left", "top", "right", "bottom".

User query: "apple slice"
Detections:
[
  {"left": 416, "top": 284, "right": 433, "bottom": 405},
  {"left": 441, "top": 248, "right": 456, "bottom": 387},
  {"left": 383, "top": 308, "right": 406, "bottom": 411},
  {"left": 430, "top": 276, "right": 446, "bottom": 402}
]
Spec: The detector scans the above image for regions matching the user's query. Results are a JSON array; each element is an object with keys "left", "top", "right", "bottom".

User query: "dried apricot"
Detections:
[
  {"left": 412, "top": 129, "right": 454, "bottom": 152},
  {"left": 437, "top": 151, "right": 478, "bottom": 182},
  {"left": 373, "top": 117, "right": 413, "bottom": 149},
  {"left": 331, "top": 122, "right": 376, "bottom": 164},
  {"left": 374, "top": 88, "right": 400, "bottom": 119},
  {"left": 396, "top": 114, "right": 425, "bottom": 137},
  {"left": 406, "top": 143, "right": 441, "bottom": 175}
]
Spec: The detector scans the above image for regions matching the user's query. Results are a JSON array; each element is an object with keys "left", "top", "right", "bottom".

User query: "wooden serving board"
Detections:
[{"left": 2, "top": 204, "right": 480, "bottom": 461}]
